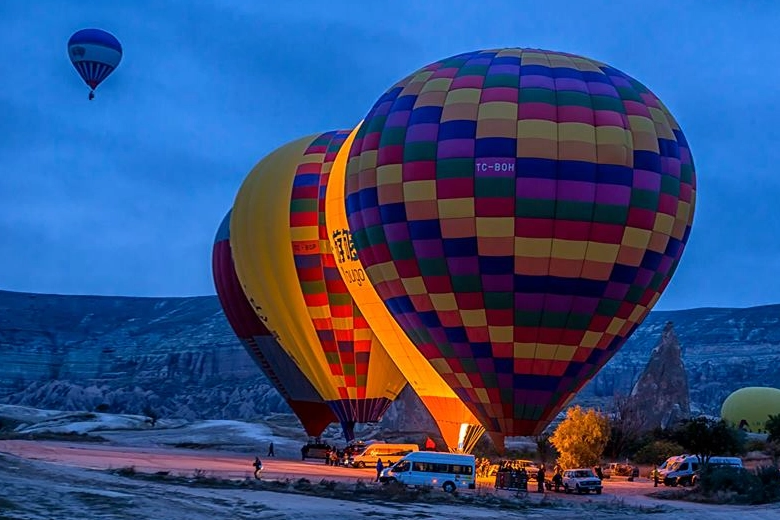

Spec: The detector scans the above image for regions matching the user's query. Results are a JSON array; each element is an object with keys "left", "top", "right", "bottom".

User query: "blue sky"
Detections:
[{"left": 1, "top": 0, "right": 778, "bottom": 311}]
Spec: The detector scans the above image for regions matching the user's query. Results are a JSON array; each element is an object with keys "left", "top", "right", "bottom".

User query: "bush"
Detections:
[
  {"left": 633, "top": 440, "right": 685, "bottom": 464},
  {"left": 698, "top": 466, "right": 765, "bottom": 504},
  {"left": 754, "top": 465, "right": 780, "bottom": 502},
  {"left": 744, "top": 438, "right": 767, "bottom": 453}
]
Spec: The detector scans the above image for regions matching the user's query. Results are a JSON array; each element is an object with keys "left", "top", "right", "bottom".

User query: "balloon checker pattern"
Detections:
[{"left": 344, "top": 48, "right": 696, "bottom": 440}]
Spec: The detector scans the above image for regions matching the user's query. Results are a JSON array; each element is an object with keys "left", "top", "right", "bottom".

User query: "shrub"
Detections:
[
  {"left": 754, "top": 465, "right": 780, "bottom": 502},
  {"left": 744, "top": 438, "right": 767, "bottom": 453},
  {"left": 698, "top": 466, "right": 764, "bottom": 504},
  {"left": 633, "top": 440, "right": 685, "bottom": 464}
]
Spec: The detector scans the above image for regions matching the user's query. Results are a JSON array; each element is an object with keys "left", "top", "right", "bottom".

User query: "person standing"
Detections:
[
  {"left": 653, "top": 464, "right": 659, "bottom": 487},
  {"left": 267, "top": 442, "right": 275, "bottom": 457},
  {"left": 537, "top": 465, "right": 546, "bottom": 493},
  {"left": 376, "top": 458, "right": 384, "bottom": 482}
]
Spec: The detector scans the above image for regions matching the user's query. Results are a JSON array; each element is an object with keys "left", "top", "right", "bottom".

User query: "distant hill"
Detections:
[{"left": 1, "top": 289, "right": 779, "bottom": 424}]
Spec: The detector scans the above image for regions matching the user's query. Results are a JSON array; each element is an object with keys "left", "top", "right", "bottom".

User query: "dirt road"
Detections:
[{"left": 2, "top": 439, "right": 779, "bottom": 520}]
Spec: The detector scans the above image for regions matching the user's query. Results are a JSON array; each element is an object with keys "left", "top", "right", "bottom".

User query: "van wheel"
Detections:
[
  {"left": 442, "top": 482, "right": 456, "bottom": 493},
  {"left": 355, "top": 461, "right": 365, "bottom": 468}
]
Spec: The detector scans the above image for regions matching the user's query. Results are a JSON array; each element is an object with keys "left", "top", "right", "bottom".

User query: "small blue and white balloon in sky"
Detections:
[{"left": 67, "top": 28, "right": 122, "bottom": 100}]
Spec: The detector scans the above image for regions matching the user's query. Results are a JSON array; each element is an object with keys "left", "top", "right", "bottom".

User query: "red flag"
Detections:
[{"left": 424, "top": 437, "right": 436, "bottom": 450}]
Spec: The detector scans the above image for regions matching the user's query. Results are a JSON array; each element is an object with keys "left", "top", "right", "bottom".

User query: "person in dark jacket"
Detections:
[
  {"left": 376, "top": 458, "right": 384, "bottom": 482},
  {"left": 537, "top": 466, "right": 546, "bottom": 493}
]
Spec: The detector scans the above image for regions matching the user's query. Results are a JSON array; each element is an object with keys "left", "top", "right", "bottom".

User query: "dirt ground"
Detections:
[
  {"left": 2, "top": 442, "right": 780, "bottom": 520},
  {"left": 1, "top": 408, "right": 779, "bottom": 520}
]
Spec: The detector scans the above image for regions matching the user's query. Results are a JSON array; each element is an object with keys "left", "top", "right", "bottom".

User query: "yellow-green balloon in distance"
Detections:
[{"left": 721, "top": 386, "right": 780, "bottom": 433}]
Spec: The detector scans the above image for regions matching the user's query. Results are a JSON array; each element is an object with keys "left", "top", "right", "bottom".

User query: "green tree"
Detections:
[
  {"left": 550, "top": 406, "right": 610, "bottom": 468},
  {"left": 765, "top": 414, "right": 780, "bottom": 443},
  {"left": 672, "top": 417, "right": 742, "bottom": 468}
]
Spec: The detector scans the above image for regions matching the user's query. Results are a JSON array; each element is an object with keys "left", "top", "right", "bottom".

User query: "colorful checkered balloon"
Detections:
[
  {"left": 344, "top": 48, "right": 696, "bottom": 442},
  {"left": 231, "top": 132, "right": 407, "bottom": 442},
  {"left": 290, "top": 130, "right": 406, "bottom": 438}
]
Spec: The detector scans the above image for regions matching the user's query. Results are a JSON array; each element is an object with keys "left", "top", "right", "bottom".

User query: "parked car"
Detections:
[
  {"left": 663, "top": 455, "right": 743, "bottom": 487},
  {"left": 602, "top": 462, "right": 639, "bottom": 478},
  {"left": 562, "top": 468, "right": 603, "bottom": 494},
  {"left": 301, "top": 442, "right": 331, "bottom": 460}
]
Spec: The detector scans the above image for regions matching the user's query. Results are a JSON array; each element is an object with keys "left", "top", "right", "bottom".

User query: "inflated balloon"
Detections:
[
  {"left": 212, "top": 211, "right": 336, "bottom": 437},
  {"left": 67, "top": 28, "right": 122, "bottom": 100},
  {"left": 231, "top": 132, "right": 407, "bottom": 441},
  {"left": 326, "top": 124, "right": 485, "bottom": 453},
  {"left": 721, "top": 387, "right": 780, "bottom": 434},
  {"left": 344, "top": 48, "right": 696, "bottom": 445}
]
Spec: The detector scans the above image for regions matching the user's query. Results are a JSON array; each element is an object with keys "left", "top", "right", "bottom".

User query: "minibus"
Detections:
[{"left": 379, "top": 451, "right": 476, "bottom": 493}]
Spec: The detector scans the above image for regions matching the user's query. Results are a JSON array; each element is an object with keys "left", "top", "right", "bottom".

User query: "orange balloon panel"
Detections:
[{"left": 325, "top": 125, "right": 484, "bottom": 451}]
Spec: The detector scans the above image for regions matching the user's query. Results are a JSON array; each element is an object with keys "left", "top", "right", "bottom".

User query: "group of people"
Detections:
[{"left": 323, "top": 443, "right": 369, "bottom": 466}]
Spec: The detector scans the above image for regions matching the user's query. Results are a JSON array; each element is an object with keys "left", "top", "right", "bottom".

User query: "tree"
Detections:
[
  {"left": 672, "top": 417, "right": 742, "bottom": 468},
  {"left": 764, "top": 414, "right": 780, "bottom": 466},
  {"left": 143, "top": 405, "right": 159, "bottom": 427},
  {"left": 534, "top": 433, "right": 557, "bottom": 467},
  {"left": 550, "top": 406, "right": 610, "bottom": 468},
  {"left": 604, "top": 393, "right": 644, "bottom": 459},
  {"left": 765, "top": 414, "right": 780, "bottom": 443}
]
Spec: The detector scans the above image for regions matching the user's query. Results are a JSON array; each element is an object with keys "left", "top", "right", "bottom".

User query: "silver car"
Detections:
[{"left": 562, "top": 468, "right": 603, "bottom": 494}]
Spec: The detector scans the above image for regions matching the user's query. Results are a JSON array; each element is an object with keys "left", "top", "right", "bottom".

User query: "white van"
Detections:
[
  {"left": 379, "top": 451, "right": 476, "bottom": 493},
  {"left": 349, "top": 443, "right": 418, "bottom": 468},
  {"left": 663, "top": 455, "right": 742, "bottom": 487}
]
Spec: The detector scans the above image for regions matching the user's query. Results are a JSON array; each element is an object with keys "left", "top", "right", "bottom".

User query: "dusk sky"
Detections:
[{"left": 1, "top": 0, "right": 778, "bottom": 311}]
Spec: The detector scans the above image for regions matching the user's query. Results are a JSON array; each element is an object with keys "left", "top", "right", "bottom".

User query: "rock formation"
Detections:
[{"left": 628, "top": 321, "right": 691, "bottom": 430}]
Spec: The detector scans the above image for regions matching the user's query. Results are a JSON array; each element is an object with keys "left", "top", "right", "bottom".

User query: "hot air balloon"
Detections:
[
  {"left": 230, "top": 131, "right": 408, "bottom": 441},
  {"left": 212, "top": 211, "right": 336, "bottom": 437},
  {"left": 67, "top": 28, "right": 122, "bottom": 100},
  {"left": 721, "top": 387, "right": 780, "bottom": 434},
  {"left": 344, "top": 48, "right": 696, "bottom": 447},
  {"left": 325, "top": 124, "right": 485, "bottom": 453}
]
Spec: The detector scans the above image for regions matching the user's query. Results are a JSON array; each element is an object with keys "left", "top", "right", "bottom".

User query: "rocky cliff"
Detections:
[
  {"left": 626, "top": 322, "right": 690, "bottom": 430},
  {"left": 1, "top": 289, "right": 779, "bottom": 425}
]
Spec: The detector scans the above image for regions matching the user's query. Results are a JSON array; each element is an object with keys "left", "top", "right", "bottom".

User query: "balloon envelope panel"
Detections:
[
  {"left": 212, "top": 211, "right": 336, "bottom": 437},
  {"left": 721, "top": 387, "right": 780, "bottom": 434},
  {"left": 344, "top": 48, "right": 696, "bottom": 440}
]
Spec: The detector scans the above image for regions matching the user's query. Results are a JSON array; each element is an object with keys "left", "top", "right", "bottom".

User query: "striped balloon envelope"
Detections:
[
  {"left": 325, "top": 124, "right": 485, "bottom": 453},
  {"left": 212, "top": 210, "right": 336, "bottom": 437},
  {"left": 231, "top": 132, "right": 407, "bottom": 441},
  {"left": 344, "top": 48, "right": 696, "bottom": 446},
  {"left": 67, "top": 28, "right": 122, "bottom": 99}
]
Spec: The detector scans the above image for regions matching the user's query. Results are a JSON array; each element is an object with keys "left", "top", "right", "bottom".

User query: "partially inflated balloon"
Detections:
[
  {"left": 212, "top": 211, "right": 336, "bottom": 437},
  {"left": 721, "top": 387, "right": 780, "bottom": 434},
  {"left": 67, "top": 28, "right": 122, "bottom": 100},
  {"left": 231, "top": 132, "right": 407, "bottom": 440},
  {"left": 326, "top": 125, "right": 485, "bottom": 453},
  {"left": 345, "top": 48, "right": 696, "bottom": 445}
]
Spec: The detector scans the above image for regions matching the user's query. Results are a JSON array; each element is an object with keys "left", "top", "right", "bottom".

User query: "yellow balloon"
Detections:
[
  {"left": 721, "top": 386, "right": 780, "bottom": 434},
  {"left": 231, "top": 132, "right": 406, "bottom": 440},
  {"left": 325, "top": 125, "right": 485, "bottom": 452}
]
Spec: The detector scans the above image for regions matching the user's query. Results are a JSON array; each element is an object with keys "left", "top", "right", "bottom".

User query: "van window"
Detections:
[
  {"left": 411, "top": 461, "right": 473, "bottom": 475},
  {"left": 678, "top": 463, "right": 688, "bottom": 471},
  {"left": 394, "top": 461, "right": 410, "bottom": 473}
]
